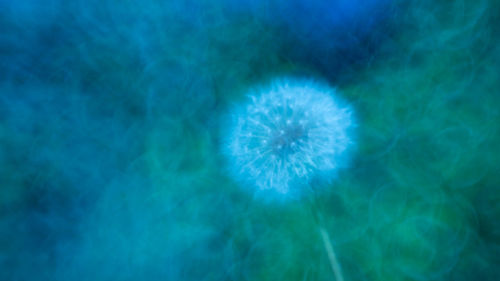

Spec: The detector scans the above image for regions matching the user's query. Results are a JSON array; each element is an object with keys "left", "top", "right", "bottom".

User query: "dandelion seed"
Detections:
[{"left": 224, "top": 77, "right": 355, "bottom": 197}]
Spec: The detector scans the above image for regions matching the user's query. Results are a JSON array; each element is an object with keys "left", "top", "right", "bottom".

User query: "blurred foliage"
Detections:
[{"left": 0, "top": 0, "right": 499, "bottom": 280}]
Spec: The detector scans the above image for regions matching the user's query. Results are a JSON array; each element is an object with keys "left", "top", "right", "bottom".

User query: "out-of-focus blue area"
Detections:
[
  {"left": 1, "top": 0, "right": 500, "bottom": 280},
  {"left": 223, "top": 0, "right": 392, "bottom": 81}
]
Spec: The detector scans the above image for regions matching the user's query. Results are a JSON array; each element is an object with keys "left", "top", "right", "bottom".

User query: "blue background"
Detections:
[{"left": 1, "top": 0, "right": 499, "bottom": 280}]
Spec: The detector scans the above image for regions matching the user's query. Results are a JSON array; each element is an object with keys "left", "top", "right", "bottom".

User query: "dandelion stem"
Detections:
[
  {"left": 319, "top": 226, "right": 345, "bottom": 281},
  {"left": 308, "top": 192, "right": 345, "bottom": 281}
]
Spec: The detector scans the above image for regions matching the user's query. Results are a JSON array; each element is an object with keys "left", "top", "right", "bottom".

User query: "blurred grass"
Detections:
[{"left": 1, "top": 0, "right": 499, "bottom": 280}]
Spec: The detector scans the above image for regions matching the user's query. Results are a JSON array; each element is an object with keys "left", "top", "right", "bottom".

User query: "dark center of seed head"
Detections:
[{"left": 270, "top": 123, "right": 307, "bottom": 157}]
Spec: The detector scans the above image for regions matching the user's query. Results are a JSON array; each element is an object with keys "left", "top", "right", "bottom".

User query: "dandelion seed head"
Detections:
[{"left": 225, "top": 78, "right": 355, "bottom": 198}]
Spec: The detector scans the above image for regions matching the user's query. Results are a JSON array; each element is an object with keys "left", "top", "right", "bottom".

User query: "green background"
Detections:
[{"left": 1, "top": 0, "right": 499, "bottom": 280}]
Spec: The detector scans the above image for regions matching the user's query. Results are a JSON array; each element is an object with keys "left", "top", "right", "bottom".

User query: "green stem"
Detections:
[
  {"left": 319, "top": 225, "right": 345, "bottom": 281},
  {"left": 308, "top": 193, "right": 345, "bottom": 281}
]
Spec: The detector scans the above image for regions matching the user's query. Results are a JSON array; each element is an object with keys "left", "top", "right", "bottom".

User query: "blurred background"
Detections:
[{"left": 1, "top": 0, "right": 499, "bottom": 280}]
